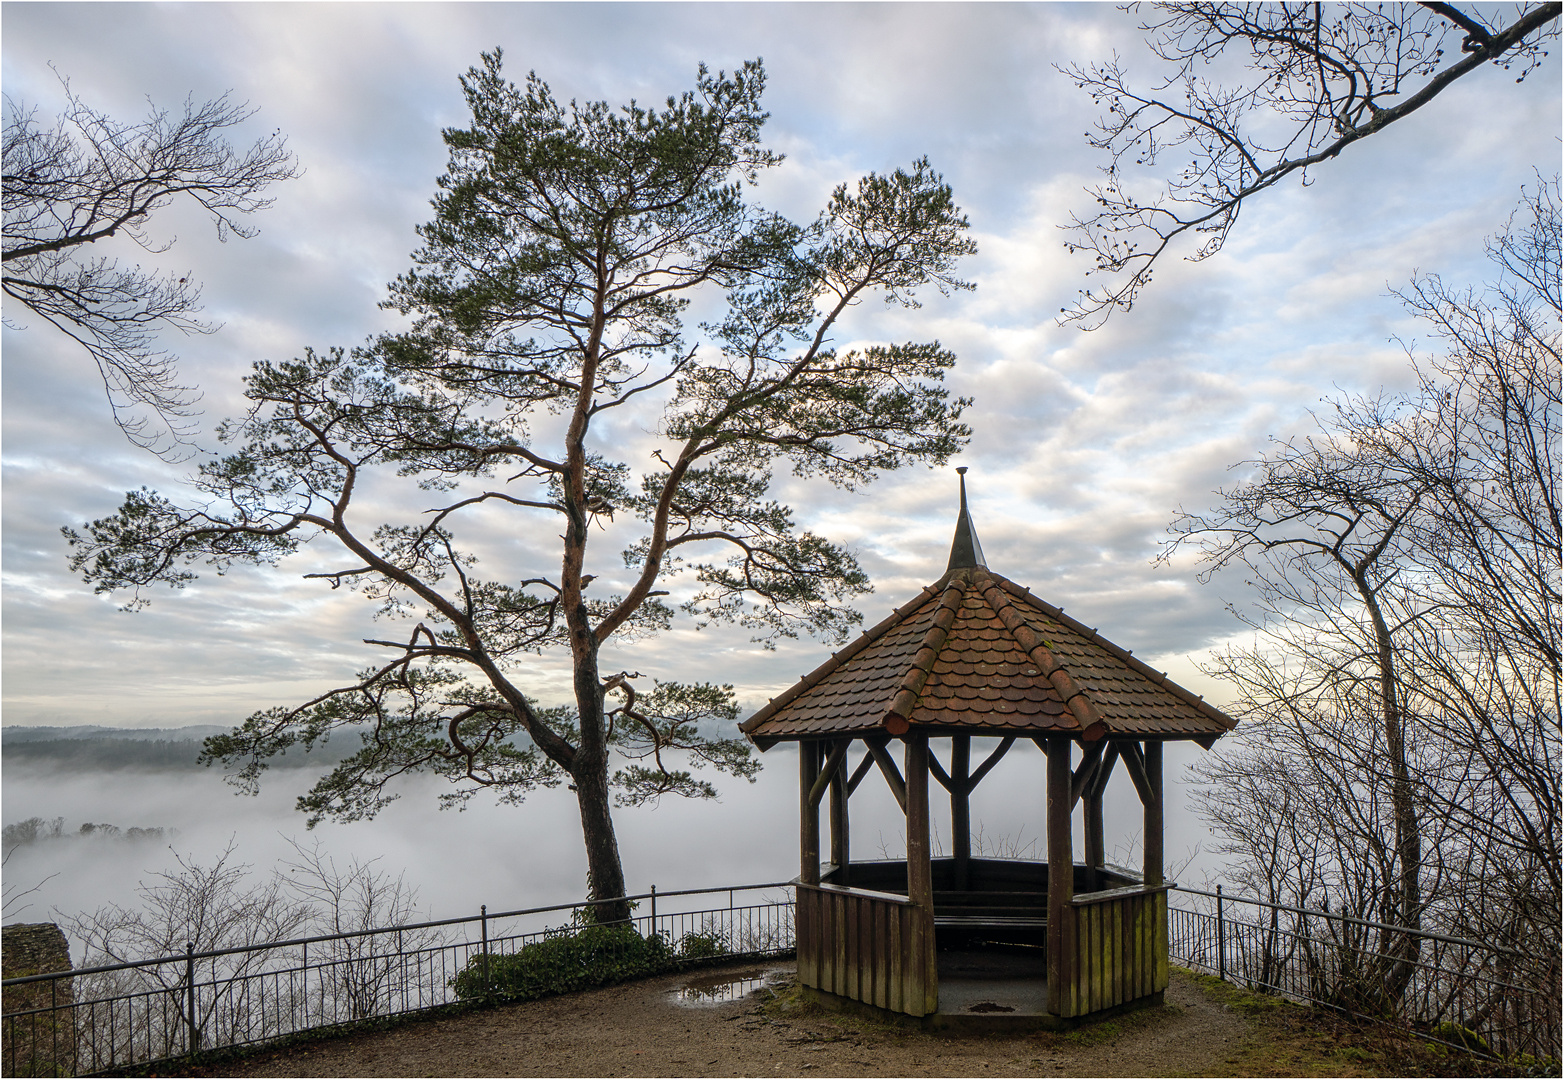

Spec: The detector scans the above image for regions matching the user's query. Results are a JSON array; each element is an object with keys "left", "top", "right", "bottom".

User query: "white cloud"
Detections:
[{"left": 2, "top": 4, "right": 1557, "bottom": 896}]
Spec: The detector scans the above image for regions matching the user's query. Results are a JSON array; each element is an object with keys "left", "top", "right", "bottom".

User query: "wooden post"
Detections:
[
  {"left": 829, "top": 740, "right": 849, "bottom": 886},
  {"left": 1143, "top": 740, "right": 1164, "bottom": 887},
  {"left": 800, "top": 741, "right": 821, "bottom": 886},
  {"left": 951, "top": 735, "right": 971, "bottom": 891},
  {"left": 1046, "top": 734, "right": 1073, "bottom": 1016},
  {"left": 1084, "top": 784, "right": 1104, "bottom": 893},
  {"left": 905, "top": 733, "right": 938, "bottom": 1015},
  {"left": 906, "top": 735, "right": 933, "bottom": 909}
]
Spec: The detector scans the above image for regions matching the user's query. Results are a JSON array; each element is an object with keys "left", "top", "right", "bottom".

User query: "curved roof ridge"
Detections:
[
  {"left": 882, "top": 574, "right": 970, "bottom": 735},
  {"left": 988, "top": 574, "right": 1236, "bottom": 740},
  {"left": 974, "top": 568, "right": 1106, "bottom": 741}
]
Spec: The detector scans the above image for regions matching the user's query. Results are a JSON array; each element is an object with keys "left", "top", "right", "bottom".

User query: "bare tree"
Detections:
[
  {"left": 1168, "top": 428, "right": 1433, "bottom": 1003},
  {"left": 63, "top": 843, "right": 311, "bottom": 1053},
  {"left": 61, "top": 838, "right": 445, "bottom": 1053},
  {"left": 1061, "top": 1, "right": 1560, "bottom": 327},
  {"left": 1178, "top": 181, "right": 1561, "bottom": 1015},
  {"left": 1368, "top": 177, "right": 1560, "bottom": 966},
  {"left": 0, "top": 847, "right": 59, "bottom": 921},
  {"left": 278, "top": 837, "right": 439, "bottom": 1021},
  {"left": 2, "top": 78, "right": 296, "bottom": 453}
]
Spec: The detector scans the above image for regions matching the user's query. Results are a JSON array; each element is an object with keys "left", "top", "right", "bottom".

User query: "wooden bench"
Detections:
[{"left": 933, "top": 890, "right": 1049, "bottom": 928}]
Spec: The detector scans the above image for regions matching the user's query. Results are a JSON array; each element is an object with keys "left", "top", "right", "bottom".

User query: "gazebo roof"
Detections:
[{"left": 741, "top": 475, "right": 1237, "bottom": 749}]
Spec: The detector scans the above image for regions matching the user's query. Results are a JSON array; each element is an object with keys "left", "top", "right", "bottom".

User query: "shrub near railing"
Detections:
[
  {"left": 453, "top": 925, "right": 674, "bottom": 1002},
  {"left": 452, "top": 919, "right": 746, "bottom": 1003}
]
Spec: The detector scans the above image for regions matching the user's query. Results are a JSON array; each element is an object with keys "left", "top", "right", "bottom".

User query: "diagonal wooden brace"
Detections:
[
  {"left": 866, "top": 735, "right": 908, "bottom": 813},
  {"left": 808, "top": 739, "right": 850, "bottom": 808},
  {"left": 1118, "top": 739, "right": 1153, "bottom": 806},
  {"left": 1069, "top": 737, "right": 1108, "bottom": 809}
]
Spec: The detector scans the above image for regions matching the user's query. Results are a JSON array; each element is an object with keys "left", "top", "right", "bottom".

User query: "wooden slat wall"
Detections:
[
  {"left": 795, "top": 885, "right": 935, "bottom": 1017},
  {"left": 1062, "top": 888, "right": 1170, "bottom": 1017}
]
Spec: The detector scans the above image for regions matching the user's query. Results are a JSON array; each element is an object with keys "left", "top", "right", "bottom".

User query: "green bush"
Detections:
[
  {"left": 1427, "top": 1021, "right": 1493, "bottom": 1056},
  {"left": 676, "top": 928, "right": 731, "bottom": 961},
  {"left": 453, "top": 924, "right": 673, "bottom": 1002}
]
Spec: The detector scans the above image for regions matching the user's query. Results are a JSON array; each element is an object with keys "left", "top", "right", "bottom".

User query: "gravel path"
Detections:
[{"left": 191, "top": 962, "right": 1257, "bottom": 1078}]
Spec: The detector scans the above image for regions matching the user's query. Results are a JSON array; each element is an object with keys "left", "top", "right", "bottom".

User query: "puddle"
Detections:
[
  {"left": 966, "top": 1001, "right": 1016, "bottom": 1013},
  {"left": 668, "top": 966, "right": 789, "bottom": 1007}
]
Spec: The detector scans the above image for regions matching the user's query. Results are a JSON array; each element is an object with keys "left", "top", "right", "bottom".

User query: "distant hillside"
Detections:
[
  {"left": 1, "top": 726, "right": 360, "bottom": 772},
  {"left": 2, "top": 725, "right": 230, "bottom": 743}
]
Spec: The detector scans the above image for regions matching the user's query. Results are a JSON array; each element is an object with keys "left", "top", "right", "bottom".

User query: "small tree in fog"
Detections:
[
  {"left": 280, "top": 838, "right": 438, "bottom": 1020},
  {"left": 65, "top": 843, "right": 311, "bottom": 1053},
  {"left": 65, "top": 839, "right": 441, "bottom": 1046}
]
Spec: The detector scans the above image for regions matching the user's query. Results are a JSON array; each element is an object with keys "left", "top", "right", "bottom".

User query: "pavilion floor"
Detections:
[{"left": 936, "top": 945, "right": 1049, "bottom": 1017}]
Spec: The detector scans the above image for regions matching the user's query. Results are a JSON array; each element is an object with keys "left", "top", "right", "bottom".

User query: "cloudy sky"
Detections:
[{"left": 4, "top": 1, "right": 1559, "bottom": 735}]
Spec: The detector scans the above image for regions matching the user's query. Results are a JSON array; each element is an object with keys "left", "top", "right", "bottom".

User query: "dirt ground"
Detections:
[{"left": 179, "top": 962, "right": 1264, "bottom": 1078}]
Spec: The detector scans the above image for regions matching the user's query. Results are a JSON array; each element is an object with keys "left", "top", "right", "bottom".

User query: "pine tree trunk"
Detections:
[
  {"left": 566, "top": 627, "right": 632, "bottom": 925},
  {"left": 573, "top": 759, "right": 631, "bottom": 925}
]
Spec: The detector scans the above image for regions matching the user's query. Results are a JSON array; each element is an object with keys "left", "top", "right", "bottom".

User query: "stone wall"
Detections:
[
  {"left": 2, "top": 922, "right": 76, "bottom": 1076},
  {"left": 3, "top": 923, "right": 72, "bottom": 979}
]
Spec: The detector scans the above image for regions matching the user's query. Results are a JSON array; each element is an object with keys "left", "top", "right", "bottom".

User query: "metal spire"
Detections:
[{"left": 946, "top": 466, "right": 986, "bottom": 571}]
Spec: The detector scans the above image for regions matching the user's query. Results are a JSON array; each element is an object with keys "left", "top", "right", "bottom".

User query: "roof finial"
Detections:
[{"left": 947, "top": 466, "right": 986, "bottom": 571}]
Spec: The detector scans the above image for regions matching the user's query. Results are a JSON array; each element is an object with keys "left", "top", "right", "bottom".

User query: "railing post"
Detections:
[
  {"left": 184, "top": 940, "right": 199, "bottom": 1059},
  {"left": 1216, "top": 886, "right": 1226, "bottom": 983},
  {"left": 480, "top": 904, "right": 490, "bottom": 1002},
  {"left": 650, "top": 885, "right": 657, "bottom": 937}
]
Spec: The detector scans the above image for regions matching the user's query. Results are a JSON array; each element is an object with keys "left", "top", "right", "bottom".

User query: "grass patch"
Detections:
[{"left": 1171, "top": 966, "right": 1554, "bottom": 1078}]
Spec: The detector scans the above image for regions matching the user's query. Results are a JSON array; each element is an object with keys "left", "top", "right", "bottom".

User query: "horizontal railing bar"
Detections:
[
  {"left": 1071, "top": 883, "right": 1172, "bottom": 905},
  {"left": 2, "top": 880, "right": 795, "bottom": 987},
  {"left": 1170, "top": 886, "right": 1517, "bottom": 955},
  {"left": 637, "top": 881, "right": 793, "bottom": 903},
  {"left": 797, "top": 882, "right": 917, "bottom": 906}
]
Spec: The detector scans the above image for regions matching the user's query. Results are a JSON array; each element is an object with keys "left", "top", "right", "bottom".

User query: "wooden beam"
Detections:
[
  {"left": 1069, "top": 737, "right": 1108, "bottom": 809},
  {"left": 845, "top": 748, "right": 875, "bottom": 795},
  {"left": 927, "top": 751, "right": 954, "bottom": 793},
  {"left": 1144, "top": 740, "right": 1164, "bottom": 887},
  {"left": 867, "top": 737, "right": 908, "bottom": 813},
  {"left": 1046, "top": 734, "right": 1073, "bottom": 1016},
  {"left": 1088, "top": 743, "right": 1120, "bottom": 800},
  {"left": 1084, "top": 784, "right": 1104, "bottom": 893},
  {"left": 1084, "top": 727, "right": 1118, "bottom": 891},
  {"left": 951, "top": 735, "right": 971, "bottom": 891},
  {"left": 800, "top": 741, "right": 820, "bottom": 887},
  {"left": 966, "top": 737, "right": 1015, "bottom": 792},
  {"left": 808, "top": 739, "right": 850, "bottom": 808},
  {"left": 1118, "top": 739, "right": 1153, "bottom": 806},
  {"left": 830, "top": 740, "right": 849, "bottom": 886}
]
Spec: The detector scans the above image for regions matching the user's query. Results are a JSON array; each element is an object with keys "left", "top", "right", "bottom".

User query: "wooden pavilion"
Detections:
[{"left": 740, "top": 471, "right": 1237, "bottom": 1025}]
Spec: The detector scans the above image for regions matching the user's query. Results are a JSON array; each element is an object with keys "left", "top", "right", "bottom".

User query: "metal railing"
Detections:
[
  {"left": 1, "top": 881, "right": 795, "bottom": 1076},
  {"left": 6, "top": 876, "right": 1556, "bottom": 1074},
  {"left": 1168, "top": 885, "right": 1561, "bottom": 1061}
]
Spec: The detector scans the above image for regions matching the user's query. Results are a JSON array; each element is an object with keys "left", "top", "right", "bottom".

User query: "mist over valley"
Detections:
[{"left": 3, "top": 724, "right": 1221, "bottom": 961}]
